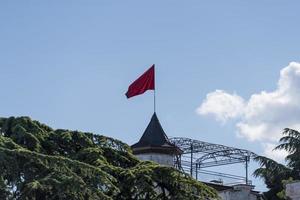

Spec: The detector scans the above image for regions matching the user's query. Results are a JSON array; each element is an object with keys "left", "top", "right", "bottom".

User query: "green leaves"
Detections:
[
  {"left": 254, "top": 128, "right": 300, "bottom": 200},
  {"left": 0, "top": 116, "right": 217, "bottom": 200}
]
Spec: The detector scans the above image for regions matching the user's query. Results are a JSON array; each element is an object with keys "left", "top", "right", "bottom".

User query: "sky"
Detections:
[{"left": 1, "top": 1, "right": 300, "bottom": 191}]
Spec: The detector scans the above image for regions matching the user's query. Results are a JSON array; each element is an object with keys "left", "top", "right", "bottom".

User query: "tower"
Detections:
[{"left": 131, "top": 113, "right": 182, "bottom": 166}]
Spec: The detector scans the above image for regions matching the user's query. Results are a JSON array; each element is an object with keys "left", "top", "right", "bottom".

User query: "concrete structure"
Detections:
[
  {"left": 286, "top": 181, "right": 300, "bottom": 200},
  {"left": 135, "top": 153, "right": 174, "bottom": 166},
  {"left": 131, "top": 112, "right": 182, "bottom": 166},
  {"left": 218, "top": 185, "right": 260, "bottom": 200},
  {"left": 206, "top": 183, "right": 261, "bottom": 200},
  {"left": 131, "top": 113, "right": 262, "bottom": 199}
]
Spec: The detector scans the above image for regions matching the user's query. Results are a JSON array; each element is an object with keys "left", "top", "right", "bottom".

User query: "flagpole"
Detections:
[
  {"left": 154, "top": 89, "right": 156, "bottom": 113},
  {"left": 154, "top": 64, "right": 156, "bottom": 113}
]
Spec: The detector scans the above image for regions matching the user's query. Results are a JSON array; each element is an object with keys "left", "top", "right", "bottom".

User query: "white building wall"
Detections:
[
  {"left": 286, "top": 182, "right": 300, "bottom": 200},
  {"left": 136, "top": 153, "right": 174, "bottom": 166},
  {"left": 218, "top": 185, "right": 259, "bottom": 200}
]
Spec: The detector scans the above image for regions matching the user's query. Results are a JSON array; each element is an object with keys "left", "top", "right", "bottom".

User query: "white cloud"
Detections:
[
  {"left": 197, "top": 62, "right": 300, "bottom": 161},
  {"left": 262, "top": 143, "right": 288, "bottom": 163},
  {"left": 196, "top": 90, "right": 245, "bottom": 123}
]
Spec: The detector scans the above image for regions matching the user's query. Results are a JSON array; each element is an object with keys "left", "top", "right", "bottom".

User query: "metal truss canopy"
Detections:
[
  {"left": 170, "top": 137, "right": 256, "bottom": 167},
  {"left": 169, "top": 137, "right": 257, "bottom": 185}
]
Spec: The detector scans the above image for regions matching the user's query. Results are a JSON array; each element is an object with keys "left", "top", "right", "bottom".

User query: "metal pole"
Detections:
[
  {"left": 153, "top": 64, "right": 156, "bottom": 113},
  {"left": 196, "top": 163, "right": 198, "bottom": 180},
  {"left": 154, "top": 89, "right": 156, "bottom": 113},
  {"left": 190, "top": 143, "right": 193, "bottom": 177},
  {"left": 245, "top": 156, "right": 249, "bottom": 185}
]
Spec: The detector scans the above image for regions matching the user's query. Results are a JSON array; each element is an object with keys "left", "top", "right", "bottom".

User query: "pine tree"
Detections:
[
  {"left": 0, "top": 116, "right": 218, "bottom": 200},
  {"left": 254, "top": 128, "right": 300, "bottom": 200}
]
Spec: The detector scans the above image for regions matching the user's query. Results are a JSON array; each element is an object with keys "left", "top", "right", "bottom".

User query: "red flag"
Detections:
[{"left": 126, "top": 65, "right": 155, "bottom": 98}]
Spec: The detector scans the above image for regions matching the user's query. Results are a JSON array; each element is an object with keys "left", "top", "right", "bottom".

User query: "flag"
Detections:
[{"left": 126, "top": 64, "right": 155, "bottom": 98}]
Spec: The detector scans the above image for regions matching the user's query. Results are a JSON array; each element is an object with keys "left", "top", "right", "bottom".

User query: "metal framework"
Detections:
[{"left": 170, "top": 137, "right": 257, "bottom": 185}]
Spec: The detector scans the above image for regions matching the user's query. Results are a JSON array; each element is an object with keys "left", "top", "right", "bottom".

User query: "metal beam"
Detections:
[{"left": 170, "top": 137, "right": 257, "bottom": 185}]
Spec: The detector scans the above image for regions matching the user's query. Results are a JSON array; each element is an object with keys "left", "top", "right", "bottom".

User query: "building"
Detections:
[
  {"left": 286, "top": 181, "right": 300, "bottom": 200},
  {"left": 131, "top": 113, "right": 262, "bottom": 199},
  {"left": 205, "top": 183, "right": 261, "bottom": 200},
  {"left": 131, "top": 112, "right": 182, "bottom": 166}
]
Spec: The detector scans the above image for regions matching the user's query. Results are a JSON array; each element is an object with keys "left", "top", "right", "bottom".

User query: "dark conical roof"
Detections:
[{"left": 131, "top": 113, "right": 182, "bottom": 155}]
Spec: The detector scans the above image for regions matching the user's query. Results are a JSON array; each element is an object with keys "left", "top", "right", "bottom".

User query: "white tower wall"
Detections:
[{"left": 135, "top": 153, "right": 174, "bottom": 166}]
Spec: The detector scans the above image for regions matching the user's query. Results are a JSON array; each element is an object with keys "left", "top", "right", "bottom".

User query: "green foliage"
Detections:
[
  {"left": 276, "top": 178, "right": 293, "bottom": 200},
  {"left": 254, "top": 128, "right": 300, "bottom": 200},
  {"left": 0, "top": 116, "right": 218, "bottom": 200}
]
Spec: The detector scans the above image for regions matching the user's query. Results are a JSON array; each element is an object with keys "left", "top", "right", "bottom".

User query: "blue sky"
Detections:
[{"left": 1, "top": 1, "right": 300, "bottom": 191}]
